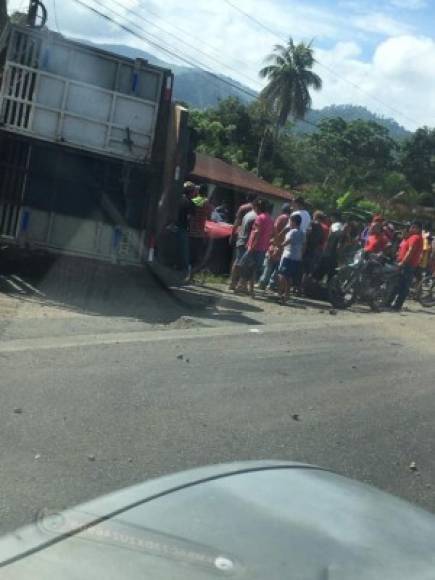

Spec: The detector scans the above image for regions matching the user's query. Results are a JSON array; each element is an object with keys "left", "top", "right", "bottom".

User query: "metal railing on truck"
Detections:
[{"left": 0, "top": 24, "right": 173, "bottom": 163}]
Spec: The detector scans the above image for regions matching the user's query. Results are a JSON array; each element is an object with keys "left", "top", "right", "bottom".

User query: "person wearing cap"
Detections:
[{"left": 258, "top": 202, "right": 292, "bottom": 291}]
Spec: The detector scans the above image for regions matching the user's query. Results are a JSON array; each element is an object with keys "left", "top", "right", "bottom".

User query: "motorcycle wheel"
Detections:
[
  {"left": 367, "top": 282, "right": 389, "bottom": 312},
  {"left": 328, "top": 271, "right": 357, "bottom": 309},
  {"left": 419, "top": 277, "right": 435, "bottom": 306}
]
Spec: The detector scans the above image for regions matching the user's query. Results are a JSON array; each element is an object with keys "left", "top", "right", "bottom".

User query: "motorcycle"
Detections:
[
  {"left": 328, "top": 249, "right": 401, "bottom": 311},
  {"left": 410, "top": 270, "right": 435, "bottom": 306}
]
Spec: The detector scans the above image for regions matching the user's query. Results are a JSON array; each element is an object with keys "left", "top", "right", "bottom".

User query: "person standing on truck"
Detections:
[
  {"left": 188, "top": 184, "right": 213, "bottom": 271},
  {"left": 176, "top": 182, "right": 197, "bottom": 279}
]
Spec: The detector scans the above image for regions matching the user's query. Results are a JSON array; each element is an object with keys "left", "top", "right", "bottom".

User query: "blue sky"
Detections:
[{"left": 7, "top": 0, "right": 435, "bottom": 129}]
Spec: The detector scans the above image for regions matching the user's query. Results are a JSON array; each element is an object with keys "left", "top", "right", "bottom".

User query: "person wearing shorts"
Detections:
[
  {"left": 229, "top": 202, "right": 258, "bottom": 290},
  {"left": 278, "top": 214, "right": 305, "bottom": 304},
  {"left": 237, "top": 199, "right": 274, "bottom": 297}
]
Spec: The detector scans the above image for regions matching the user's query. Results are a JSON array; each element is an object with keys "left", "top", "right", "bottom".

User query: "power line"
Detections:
[
  {"left": 70, "top": 0, "right": 318, "bottom": 131},
  {"left": 123, "top": 0, "right": 258, "bottom": 84},
  {"left": 71, "top": 0, "right": 258, "bottom": 101},
  {"left": 222, "top": 0, "right": 420, "bottom": 128},
  {"left": 114, "top": 0, "right": 323, "bottom": 127}
]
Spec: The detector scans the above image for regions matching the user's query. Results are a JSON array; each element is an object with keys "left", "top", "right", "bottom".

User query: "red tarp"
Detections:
[{"left": 205, "top": 220, "right": 233, "bottom": 239}]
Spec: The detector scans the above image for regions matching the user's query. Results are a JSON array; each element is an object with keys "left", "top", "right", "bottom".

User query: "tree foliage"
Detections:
[
  {"left": 189, "top": 96, "right": 435, "bottom": 214},
  {"left": 401, "top": 127, "right": 435, "bottom": 195}
]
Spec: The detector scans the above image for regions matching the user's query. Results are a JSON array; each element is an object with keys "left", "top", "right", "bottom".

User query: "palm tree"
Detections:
[{"left": 259, "top": 38, "right": 322, "bottom": 134}]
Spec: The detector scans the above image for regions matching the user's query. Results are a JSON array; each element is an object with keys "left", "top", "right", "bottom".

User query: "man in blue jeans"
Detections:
[{"left": 389, "top": 221, "right": 423, "bottom": 311}]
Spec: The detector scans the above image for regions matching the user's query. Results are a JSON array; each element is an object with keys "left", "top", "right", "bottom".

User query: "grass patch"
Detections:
[{"left": 193, "top": 271, "right": 229, "bottom": 285}]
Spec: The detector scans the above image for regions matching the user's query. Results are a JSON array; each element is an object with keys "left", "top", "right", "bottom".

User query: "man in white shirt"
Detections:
[{"left": 291, "top": 196, "right": 311, "bottom": 233}]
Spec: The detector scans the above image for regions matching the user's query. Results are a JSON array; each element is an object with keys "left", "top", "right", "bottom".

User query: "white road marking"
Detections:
[{"left": 0, "top": 318, "right": 377, "bottom": 355}]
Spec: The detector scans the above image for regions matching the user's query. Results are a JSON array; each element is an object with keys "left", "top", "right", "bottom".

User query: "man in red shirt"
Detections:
[
  {"left": 396, "top": 229, "right": 410, "bottom": 264},
  {"left": 389, "top": 221, "right": 424, "bottom": 311},
  {"left": 364, "top": 223, "right": 389, "bottom": 254},
  {"left": 237, "top": 199, "right": 274, "bottom": 297}
]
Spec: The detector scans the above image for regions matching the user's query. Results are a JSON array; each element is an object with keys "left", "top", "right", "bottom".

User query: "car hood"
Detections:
[{"left": 2, "top": 461, "right": 435, "bottom": 579}]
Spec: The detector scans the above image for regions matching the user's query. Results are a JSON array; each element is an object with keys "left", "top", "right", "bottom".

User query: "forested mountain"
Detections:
[{"left": 295, "top": 105, "right": 410, "bottom": 140}]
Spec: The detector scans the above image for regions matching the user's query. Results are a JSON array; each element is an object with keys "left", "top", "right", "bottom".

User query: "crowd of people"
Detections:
[
  {"left": 227, "top": 194, "right": 434, "bottom": 311},
  {"left": 175, "top": 181, "right": 434, "bottom": 311}
]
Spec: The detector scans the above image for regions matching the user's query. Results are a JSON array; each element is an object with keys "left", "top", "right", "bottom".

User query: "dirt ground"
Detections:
[{"left": 1, "top": 263, "right": 434, "bottom": 338}]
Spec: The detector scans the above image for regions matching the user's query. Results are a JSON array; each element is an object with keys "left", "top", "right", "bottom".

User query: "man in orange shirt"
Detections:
[{"left": 389, "top": 221, "right": 424, "bottom": 311}]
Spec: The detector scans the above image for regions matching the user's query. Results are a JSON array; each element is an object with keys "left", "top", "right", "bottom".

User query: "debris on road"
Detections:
[
  {"left": 409, "top": 461, "right": 418, "bottom": 472},
  {"left": 34, "top": 454, "right": 41, "bottom": 460},
  {"left": 329, "top": 309, "right": 338, "bottom": 316},
  {"left": 176, "top": 354, "right": 184, "bottom": 360},
  {"left": 292, "top": 414, "right": 300, "bottom": 421},
  {"left": 13, "top": 408, "right": 23, "bottom": 414},
  {"left": 87, "top": 455, "right": 96, "bottom": 462}
]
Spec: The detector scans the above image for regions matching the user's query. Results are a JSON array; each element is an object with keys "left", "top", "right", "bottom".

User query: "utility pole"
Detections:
[{"left": 0, "top": 0, "right": 8, "bottom": 33}]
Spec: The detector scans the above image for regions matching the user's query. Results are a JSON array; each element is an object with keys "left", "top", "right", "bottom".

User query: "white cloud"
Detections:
[
  {"left": 314, "top": 35, "right": 435, "bottom": 129},
  {"left": 5, "top": 0, "right": 435, "bottom": 129},
  {"left": 390, "top": 0, "right": 427, "bottom": 9},
  {"left": 352, "top": 12, "right": 412, "bottom": 36}
]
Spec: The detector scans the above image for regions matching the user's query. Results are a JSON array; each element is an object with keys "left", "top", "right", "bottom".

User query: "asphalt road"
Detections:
[{"left": 1, "top": 310, "right": 435, "bottom": 535}]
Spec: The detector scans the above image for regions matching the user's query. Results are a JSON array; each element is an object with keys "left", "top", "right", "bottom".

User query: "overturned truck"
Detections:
[{"left": 0, "top": 24, "right": 189, "bottom": 266}]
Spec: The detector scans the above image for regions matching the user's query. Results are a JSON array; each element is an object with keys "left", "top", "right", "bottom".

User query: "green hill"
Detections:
[{"left": 295, "top": 105, "right": 410, "bottom": 140}]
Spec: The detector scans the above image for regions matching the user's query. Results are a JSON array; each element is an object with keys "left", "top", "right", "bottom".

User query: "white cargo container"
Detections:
[
  {"left": 0, "top": 25, "right": 190, "bottom": 267},
  {"left": 0, "top": 24, "right": 173, "bottom": 163}
]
